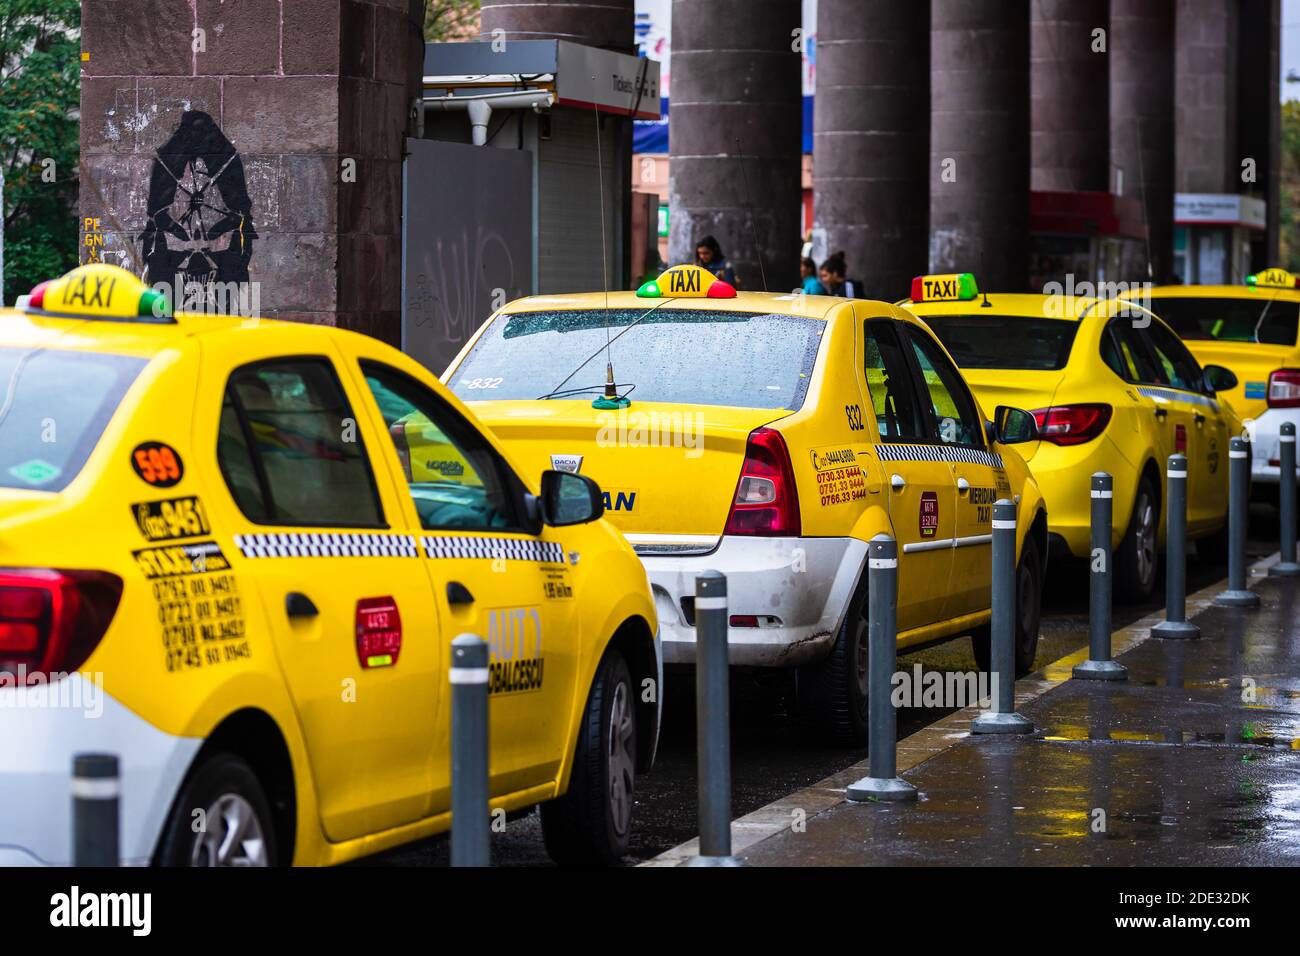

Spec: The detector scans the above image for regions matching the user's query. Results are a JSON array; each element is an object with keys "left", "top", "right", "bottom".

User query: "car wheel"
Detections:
[
  {"left": 1115, "top": 474, "right": 1159, "bottom": 603},
  {"left": 155, "top": 753, "right": 277, "bottom": 866},
  {"left": 796, "top": 579, "right": 869, "bottom": 747},
  {"left": 970, "top": 531, "right": 1043, "bottom": 677},
  {"left": 541, "top": 647, "right": 636, "bottom": 866}
]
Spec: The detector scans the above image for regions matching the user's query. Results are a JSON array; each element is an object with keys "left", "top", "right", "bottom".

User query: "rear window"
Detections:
[
  {"left": 920, "top": 315, "right": 1079, "bottom": 370},
  {"left": 0, "top": 348, "right": 147, "bottom": 491},
  {"left": 450, "top": 308, "right": 824, "bottom": 410},
  {"left": 1151, "top": 296, "right": 1300, "bottom": 347}
]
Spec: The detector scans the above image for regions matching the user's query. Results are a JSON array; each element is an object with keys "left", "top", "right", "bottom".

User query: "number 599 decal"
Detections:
[{"left": 131, "top": 442, "right": 184, "bottom": 487}]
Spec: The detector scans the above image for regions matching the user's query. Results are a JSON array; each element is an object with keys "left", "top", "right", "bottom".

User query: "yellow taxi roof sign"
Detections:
[
  {"left": 1245, "top": 267, "right": 1299, "bottom": 290},
  {"left": 21, "top": 263, "right": 173, "bottom": 322},
  {"left": 637, "top": 264, "right": 737, "bottom": 299},
  {"left": 909, "top": 272, "right": 979, "bottom": 303}
]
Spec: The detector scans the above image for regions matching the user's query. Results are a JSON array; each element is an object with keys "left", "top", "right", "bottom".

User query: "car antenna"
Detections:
[{"left": 735, "top": 136, "right": 769, "bottom": 292}]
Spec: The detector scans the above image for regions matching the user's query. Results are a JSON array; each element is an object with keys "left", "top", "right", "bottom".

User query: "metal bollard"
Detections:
[
  {"left": 1216, "top": 436, "right": 1261, "bottom": 607},
  {"left": 685, "top": 571, "right": 741, "bottom": 866},
  {"left": 1270, "top": 422, "right": 1300, "bottom": 577},
  {"left": 971, "top": 500, "right": 1034, "bottom": 734},
  {"left": 1153, "top": 454, "right": 1201, "bottom": 638},
  {"left": 1074, "top": 473, "right": 1127, "bottom": 680},
  {"left": 847, "top": 535, "right": 918, "bottom": 802},
  {"left": 450, "top": 633, "right": 490, "bottom": 867},
  {"left": 73, "top": 753, "right": 119, "bottom": 867}
]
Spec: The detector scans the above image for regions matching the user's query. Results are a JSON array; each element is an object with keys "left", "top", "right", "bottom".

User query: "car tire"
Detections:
[
  {"left": 155, "top": 753, "right": 278, "bottom": 866},
  {"left": 541, "top": 647, "right": 636, "bottom": 866},
  {"left": 970, "top": 531, "right": 1044, "bottom": 678},
  {"left": 1115, "top": 474, "right": 1159, "bottom": 603},
  {"left": 796, "top": 579, "right": 869, "bottom": 747}
]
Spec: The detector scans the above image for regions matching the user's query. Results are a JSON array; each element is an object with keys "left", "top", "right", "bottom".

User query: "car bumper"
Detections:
[
  {"left": 637, "top": 535, "right": 867, "bottom": 667},
  {"left": 0, "top": 674, "right": 201, "bottom": 866},
  {"left": 1021, "top": 435, "right": 1139, "bottom": 559},
  {"left": 1246, "top": 408, "right": 1300, "bottom": 487}
]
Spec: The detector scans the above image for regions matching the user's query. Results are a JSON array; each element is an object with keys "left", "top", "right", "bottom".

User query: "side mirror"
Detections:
[
  {"left": 540, "top": 470, "right": 604, "bottom": 526},
  {"left": 1202, "top": 364, "right": 1238, "bottom": 393},
  {"left": 993, "top": 405, "right": 1039, "bottom": 445}
]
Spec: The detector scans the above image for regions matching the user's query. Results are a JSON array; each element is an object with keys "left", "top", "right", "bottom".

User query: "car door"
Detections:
[
  {"left": 1142, "top": 320, "right": 1230, "bottom": 533},
  {"left": 197, "top": 350, "right": 442, "bottom": 844},
  {"left": 1106, "top": 317, "right": 1181, "bottom": 469},
  {"left": 898, "top": 322, "right": 1006, "bottom": 621},
  {"left": 349, "top": 357, "right": 581, "bottom": 805},
  {"left": 861, "top": 319, "right": 957, "bottom": 632}
]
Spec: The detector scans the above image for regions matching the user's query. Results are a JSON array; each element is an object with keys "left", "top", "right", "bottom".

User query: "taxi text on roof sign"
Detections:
[
  {"left": 637, "top": 264, "right": 736, "bottom": 299},
  {"left": 21, "top": 263, "right": 172, "bottom": 322},
  {"left": 1245, "top": 267, "right": 1300, "bottom": 290},
  {"left": 910, "top": 272, "right": 979, "bottom": 303}
]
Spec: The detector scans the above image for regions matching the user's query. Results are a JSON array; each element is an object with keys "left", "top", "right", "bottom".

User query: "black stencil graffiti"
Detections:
[{"left": 140, "top": 111, "right": 256, "bottom": 289}]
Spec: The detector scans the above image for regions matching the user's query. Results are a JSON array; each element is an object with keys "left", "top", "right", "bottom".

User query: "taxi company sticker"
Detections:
[
  {"left": 133, "top": 495, "right": 211, "bottom": 542},
  {"left": 920, "top": 491, "right": 939, "bottom": 538},
  {"left": 356, "top": 596, "right": 402, "bottom": 669},
  {"left": 811, "top": 446, "right": 867, "bottom": 508},
  {"left": 969, "top": 486, "right": 998, "bottom": 524},
  {"left": 543, "top": 567, "right": 573, "bottom": 600},
  {"left": 7, "top": 458, "right": 61, "bottom": 486},
  {"left": 131, "top": 441, "right": 184, "bottom": 487},
  {"left": 487, "top": 606, "right": 544, "bottom": 695},
  {"left": 135, "top": 541, "right": 247, "bottom": 673}
]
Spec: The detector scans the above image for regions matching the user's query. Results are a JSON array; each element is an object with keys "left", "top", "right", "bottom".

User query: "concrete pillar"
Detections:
[
  {"left": 1237, "top": 0, "right": 1282, "bottom": 265},
  {"left": 1031, "top": 0, "right": 1109, "bottom": 192},
  {"left": 669, "top": 0, "right": 802, "bottom": 292},
  {"left": 1175, "top": 0, "right": 1238, "bottom": 194},
  {"left": 812, "top": 0, "right": 928, "bottom": 300},
  {"left": 79, "top": 0, "right": 422, "bottom": 345},
  {"left": 930, "top": 0, "right": 1030, "bottom": 291},
  {"left": 479, "top": 0, "right": 634, "bottom": 52},
  {"left": 1110, "top": 0, "right": 1176, "bottom": 282}
]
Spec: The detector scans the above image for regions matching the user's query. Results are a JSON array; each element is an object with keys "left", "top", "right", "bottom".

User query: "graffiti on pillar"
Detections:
[{"left": 139, "top": 111, "right": 256, "bottom": 308}]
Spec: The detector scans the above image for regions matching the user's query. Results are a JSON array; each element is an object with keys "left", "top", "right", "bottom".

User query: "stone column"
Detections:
[
  {"left": 1237, "top": 0, "right": 1282, "bottom": 265},
  {"left": 479, "top": 0, "right": 634, "bottom": 52},
  {"left": 812, "top": 0, "right": 929, "bottom": 299},
  {"left": 1032, "top": 0, "right": 1109, "bottom": 192},
  {"left": 669, "top": 0, "right": 802, "bottom": 292}
]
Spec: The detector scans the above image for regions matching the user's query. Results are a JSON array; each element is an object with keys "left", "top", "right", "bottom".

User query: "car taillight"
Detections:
[
  {"left": 724, "top": 427, "right": 801, "bottom": 536},
  {"left": 0, "top": 570, "right": 122, "bottom": 683},
  {"left": 1030, "top": 404, "right": 1113, "bottom": 446},
  {"left": 389, "top": 421, "right": 413, "bottom": 478},
  {"left": 1267, "top": 369, "right": 1300, "bottom": 409}
]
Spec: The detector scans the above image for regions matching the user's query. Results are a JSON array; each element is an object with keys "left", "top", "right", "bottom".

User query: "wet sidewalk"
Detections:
[{"left": 648, "top": 558, "right": 1300, "bottom": 866}]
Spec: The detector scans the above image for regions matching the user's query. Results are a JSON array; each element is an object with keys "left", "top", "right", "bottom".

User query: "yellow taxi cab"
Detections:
[
  {"left": 0, "top": 264, "right": 660, "bottom": 867},
  {"left": 440, "top": 264, "right": 1049, "bottom": 746},
  {"left": 1127, "top": 269, "right": 1300, "bottom": 501},
  {"left": 901, "top": 273, "right": 1243, "bottom": 601}
]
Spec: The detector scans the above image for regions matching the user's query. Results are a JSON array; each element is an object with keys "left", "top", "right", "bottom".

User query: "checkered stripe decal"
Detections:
[
  {"left": 875, "top": 443, "right": 1004, "bottom": 468},
  {"left": 1137, "top": 386, "right": 1220, "bottom": 413},
  {"left": 234, "top": 532, "right": 419, "bottom": 559},
  {"left": 422, "top": 536, "right": 566, "bottom": 564}
]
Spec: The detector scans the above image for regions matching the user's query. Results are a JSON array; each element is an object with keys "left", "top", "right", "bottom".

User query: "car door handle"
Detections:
[
  {"left": 1194, "top": 412, "right": 1206, "bottom": 425},
  {"left": 1154, "top": 407, "right": 1168, "bottom": 420},
  {"left": 285, "top": 592, "right": 318, "bottom": 618},
  {"left": 890, "top": 474, "right": 906, "bottom": 491},
  {"left": 447, "top": 581, "right": 475, "bottom": 606},
  {"left": 956, "top": 477, "right": 971, "bottom": 494}
]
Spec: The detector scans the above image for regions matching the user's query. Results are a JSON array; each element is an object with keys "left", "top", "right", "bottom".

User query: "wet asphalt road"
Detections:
[{"left": 358, "top": 506, "right": 1281, "bottom": 867}]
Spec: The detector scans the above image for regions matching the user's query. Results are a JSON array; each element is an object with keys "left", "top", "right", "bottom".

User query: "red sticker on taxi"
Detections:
[{"left": 920, "top": 491, "right": 939, "bottom": 538}]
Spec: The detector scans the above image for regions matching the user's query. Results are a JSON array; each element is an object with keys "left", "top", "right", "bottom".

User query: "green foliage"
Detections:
[
  {"left": 1280, "top": 101, "right": 1300, "bottom": 273},
  {"left": 424, "top": 0, "right": 480, "bottom": 42},
  {"left": 1, "top": 0, "right": 80, "bottom": 304}
]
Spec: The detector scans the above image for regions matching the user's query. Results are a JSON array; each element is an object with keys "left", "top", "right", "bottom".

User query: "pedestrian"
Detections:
[
  {"left": 694, "top": 235, "right": 739, "bottom": 287},
  {"left": 819, "top": 251, "right": 864, "bottom": 297},
  {"left": 799, "top": 256, "right": 827, "bottom": 295}
]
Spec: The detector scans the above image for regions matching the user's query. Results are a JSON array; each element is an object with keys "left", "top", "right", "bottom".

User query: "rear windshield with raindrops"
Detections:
[{"left": 450, "top": 309, "right": 824, "bottom": 410}]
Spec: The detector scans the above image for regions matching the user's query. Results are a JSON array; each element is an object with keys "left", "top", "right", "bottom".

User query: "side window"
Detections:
[
  {"left": 217, "top": 358, "right": 385, "bottom": 527},
  {"left": 360, "top": 361, "right": 520, "bottom": 532},
  {"left": 1106, "top": 320, "right": 1160, "bottom": 384},
  {"left": 1145, "top": 322, "right": 1203, "bottom": 392},
  {"left": 862, "top": 320, "right": 929, "bottom": 442},
  {"left": 901, "top": 325, "right": 985, "bottom": 448}
]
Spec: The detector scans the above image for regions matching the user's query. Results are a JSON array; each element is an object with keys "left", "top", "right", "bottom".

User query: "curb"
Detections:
[{"left": 641, "top": 551, "right": 1282, "bottom": 867}]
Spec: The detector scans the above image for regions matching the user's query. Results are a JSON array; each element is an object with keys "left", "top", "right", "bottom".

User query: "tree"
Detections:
[
  {"left": 1279, "top": 100, "right": 1300, "bottom": 273},
  {"left": 0, "top": 0, "right": 79, "bottom": 305},
  {"left": 424, "top": 0, "right": 480, "bottom": 42}
]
